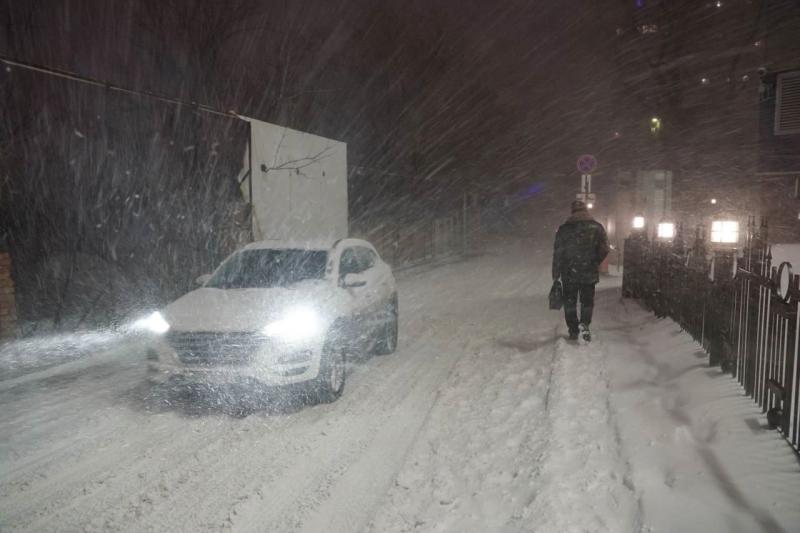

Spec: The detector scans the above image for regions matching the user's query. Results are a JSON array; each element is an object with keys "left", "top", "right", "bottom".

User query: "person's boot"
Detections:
[
  {"left": 579, "top": 323, "right": 591, "bottom": 343},
  {"left": 568, "top": 329, "right": 579, "bottom": 341}
]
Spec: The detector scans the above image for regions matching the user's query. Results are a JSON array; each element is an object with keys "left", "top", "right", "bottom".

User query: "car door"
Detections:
[
  {"left": 358, "top": 247, "right": 393, "bottom": 303},
  {"left": 353, "top": 247, "right": 381, "bottom": 322},
  {"left": 338, "top": 247, "right": 371, "bottom": 330}
]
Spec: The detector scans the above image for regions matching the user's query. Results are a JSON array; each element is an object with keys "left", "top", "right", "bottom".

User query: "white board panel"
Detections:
[{"left": 241, "top": 118, "right": 348, "bottom": 243}]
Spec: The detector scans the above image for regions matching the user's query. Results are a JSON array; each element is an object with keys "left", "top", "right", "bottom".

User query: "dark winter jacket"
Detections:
[{"left": 552, "top": 210, "right": 610, "bottom": 284}]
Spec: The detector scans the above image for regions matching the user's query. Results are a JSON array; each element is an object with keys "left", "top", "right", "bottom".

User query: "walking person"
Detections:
[{"left": 552, "top": 200, "right": 609, "bottom": 342}]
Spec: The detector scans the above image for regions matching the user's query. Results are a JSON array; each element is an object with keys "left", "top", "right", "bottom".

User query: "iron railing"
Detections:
[
  {"left": 353, "top": 201, "right": 482, "bottom": 270},
  {"left": 623, "top": 219, "right": 800, "bottom": 452}
]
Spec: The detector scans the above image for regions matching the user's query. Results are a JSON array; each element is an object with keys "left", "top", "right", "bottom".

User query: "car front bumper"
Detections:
[{"left": 146, "top": 331, "right": 324, "bottom": 387}]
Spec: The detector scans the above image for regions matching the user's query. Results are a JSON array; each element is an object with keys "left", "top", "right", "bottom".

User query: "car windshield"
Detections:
[{"left": 205, "top": 249, "right": 328, "bottom": 289}]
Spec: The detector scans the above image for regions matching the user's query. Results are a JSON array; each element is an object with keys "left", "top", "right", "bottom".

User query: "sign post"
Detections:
[{"left": 575, "top": 154, "right": 597, "bottom": 207}]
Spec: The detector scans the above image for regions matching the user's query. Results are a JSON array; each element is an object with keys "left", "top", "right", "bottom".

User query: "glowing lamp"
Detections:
[
  {"left": 710, "top": 220, "right": 739, "bottom": 244},
  {"left": 650, "top": 116, "right": 662, "bottom": 134},
  {"left": 657, "top": 222, "right": 675, "bottom": 240},
  {"left": 632, "top": 216, "right": 645, "bottom": 229},
  {"left": 132, "top": 311, "right": 170, "bottom": 334},
  {"left": 587, "top": 202, "right": 594, "bottom": 209}
]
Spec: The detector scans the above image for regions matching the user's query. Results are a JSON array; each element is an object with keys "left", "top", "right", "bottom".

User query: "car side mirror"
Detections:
[
  {"left": 341, "top": 273, "right": 367, "bottom": 288},
  {"left": 196, "top": 273, "right": 212, "bottom": 286}
]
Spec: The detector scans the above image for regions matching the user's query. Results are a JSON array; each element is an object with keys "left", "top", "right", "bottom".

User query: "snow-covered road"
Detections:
[{"left": 1, "top": 239, "right": 798, "bottom": 532}]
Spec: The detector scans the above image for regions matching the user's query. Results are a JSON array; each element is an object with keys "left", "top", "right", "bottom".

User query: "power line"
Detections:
[{"left": 0, "top": 54, "right": 244, "bottom": 120}]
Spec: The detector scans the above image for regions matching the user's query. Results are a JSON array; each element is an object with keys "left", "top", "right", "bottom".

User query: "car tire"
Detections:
[
  {"left": 311, "top": 338, "right": 346, "bottom": 404},
  {"left": 374, "top": 295, "right": 398, "bottom": 355}
]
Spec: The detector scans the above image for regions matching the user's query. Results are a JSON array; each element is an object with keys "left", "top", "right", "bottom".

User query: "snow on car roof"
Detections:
[{"left": 243, "top": 238, "right": 337, "bottom": 251}]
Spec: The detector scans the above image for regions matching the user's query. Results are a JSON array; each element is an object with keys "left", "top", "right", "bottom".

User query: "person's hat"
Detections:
[{"left": 571, "top": 200, "right": 588, "bottom": 213}]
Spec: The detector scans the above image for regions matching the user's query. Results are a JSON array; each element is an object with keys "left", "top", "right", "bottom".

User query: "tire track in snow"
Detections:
[
  {"left": 364, "top": 319, "right": 559, "bottom": 532},
  {"left": 1, "top": 242, "right": 553, "bottom": 532},
  {"left": 223, "top": 316, "right": 483, "bottom": 532}
]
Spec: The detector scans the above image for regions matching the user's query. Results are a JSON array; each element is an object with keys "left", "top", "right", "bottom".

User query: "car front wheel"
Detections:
[
  {"left": 311, "top": 339, "right": 346, "bottom": 403},
  {"left": 374, "top": 295, "right": 398, "bottom": 355}
]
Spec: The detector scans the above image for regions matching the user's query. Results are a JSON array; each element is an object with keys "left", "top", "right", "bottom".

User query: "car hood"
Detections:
[{"left": 163, "top": 280, "right": 341, "bottom": 333}]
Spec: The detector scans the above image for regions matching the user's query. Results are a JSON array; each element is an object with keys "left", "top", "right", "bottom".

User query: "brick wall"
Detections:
[{"left": 0, "top": 252, "right": 17, "bottom": 338}]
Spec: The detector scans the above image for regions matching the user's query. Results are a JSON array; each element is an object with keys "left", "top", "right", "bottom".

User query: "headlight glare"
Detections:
[
  {"left": 133, "top": 311, "right": 171, "bottom": 334},
  {"left": 263, "top": 307, "right": 323, "bottom": 341}
]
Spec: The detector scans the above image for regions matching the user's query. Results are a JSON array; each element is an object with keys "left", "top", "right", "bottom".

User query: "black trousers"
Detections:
[{"left": 562, "top": 281, "right": 596, "bottom": 333}]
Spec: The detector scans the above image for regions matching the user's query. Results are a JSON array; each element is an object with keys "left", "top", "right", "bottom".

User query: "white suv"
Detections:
[{"left": 140, "top": 238, "right": 398, "bottom": 403}]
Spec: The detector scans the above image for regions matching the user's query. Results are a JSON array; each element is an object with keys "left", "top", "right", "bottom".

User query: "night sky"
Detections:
[{"left": 1, "top": 0, "right": 624, "bottom": 198}]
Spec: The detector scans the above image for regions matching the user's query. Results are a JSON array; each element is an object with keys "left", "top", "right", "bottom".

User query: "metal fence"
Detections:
[
  {"left": 623, "top": 219, "right": 800, "bottom": 452},
  {"left": 354, "top": 199, "right": 482, "bottom": 270}
]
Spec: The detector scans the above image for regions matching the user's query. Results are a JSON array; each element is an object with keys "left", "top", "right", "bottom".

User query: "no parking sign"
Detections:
[{"left": 576, "top": 154, "right": 597, "bottom": 174}]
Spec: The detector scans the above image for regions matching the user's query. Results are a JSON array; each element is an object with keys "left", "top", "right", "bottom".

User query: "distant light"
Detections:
[
  {"left": 701, "top": 77, "right": 710, "bottom": 85},
  {"left": 632, "top": 216, "right": 646, "bottom": 229},
  {"left": 711, "top": 220, "right": 739, "bottom": 244},
  {"left": 710, "top": 198, "right": 717, "bottom": 204},
  {"left": 650, "top": 116, "right": 662, "bottom": 134},
  {"left": 742, "top": 74, "right": 750, "bottom": 82},
  {"left": 754, "top": 40, "right": 762, "bottom": 48},
  {"left": 587, "top": 202, "right": 594, "bottom": 209},
  {"left": 657, "top": 222, "right": 675, "bottom": 240},
  {"left": 715, "top": 0, "right": 722, "bottom": 7},
  {"left": 613, "top": 131, "right": 621, "bottom": 138}
]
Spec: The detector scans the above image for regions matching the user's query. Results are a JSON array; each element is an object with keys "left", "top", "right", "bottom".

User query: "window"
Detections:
[
  {"left": 775, "top": 71, "right": 800, "bottom": 135},
  {"left": 339, "top": 248, "right": 361, "bottom": 276},
  {"left": 339, "top": 247, "right": 377, "bottom": 277},
  {"left": 356, "top": 247, "right": 376, "bottom": 270}
]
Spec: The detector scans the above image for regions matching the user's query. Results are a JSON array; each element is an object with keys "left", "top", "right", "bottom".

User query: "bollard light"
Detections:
[
  {"left": 710, "top": 220, "right": 739, "bottom": 244},
  {"left": 632, "top": 215, "right": 645, "bottom": 229},
  {"left": 657, "top": 221, "right": 675, "bottom": 240}
]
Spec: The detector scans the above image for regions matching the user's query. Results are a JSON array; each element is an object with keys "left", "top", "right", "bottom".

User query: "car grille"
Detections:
[{"left": 166, "top": 331, "right": 265, "bottom": 366}]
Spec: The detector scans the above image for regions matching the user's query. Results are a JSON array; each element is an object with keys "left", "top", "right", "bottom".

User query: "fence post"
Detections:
[
  {"left": 462, "top": 192, "right": 468, "bottom": 253},
  {"left": 622, "top": 232, "right": 648, "bottom": 298}
]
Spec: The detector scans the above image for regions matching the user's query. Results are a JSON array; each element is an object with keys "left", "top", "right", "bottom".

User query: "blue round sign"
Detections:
[{"left": 577, "top": 154, "right": 597, "bottom": 174}]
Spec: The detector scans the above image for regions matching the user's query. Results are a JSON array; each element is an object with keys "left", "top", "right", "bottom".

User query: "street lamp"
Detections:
[
  {"left": 709, "top": 218, "right": 740, "bottom": 283},
  {"left": 657, "top": 221, "right": 676, "bottom": 240},
  {"left": 650, "top": 116, "right": 662, "bottom": 134},
  {"left": 710, "top": 219, "right": 739, "bottom": 245}
]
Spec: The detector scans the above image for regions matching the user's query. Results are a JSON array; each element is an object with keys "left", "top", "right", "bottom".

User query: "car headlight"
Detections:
[
  {"left": 132, "top": 311, "right": 171, "bottom": 335},
  {"left": 263, "top": 306, "right": 323, "bottom": 342}
]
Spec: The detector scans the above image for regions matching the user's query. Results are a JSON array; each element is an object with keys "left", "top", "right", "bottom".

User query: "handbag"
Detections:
[{"left": 549, "top": 279, "right": 563, "bottom": 310}]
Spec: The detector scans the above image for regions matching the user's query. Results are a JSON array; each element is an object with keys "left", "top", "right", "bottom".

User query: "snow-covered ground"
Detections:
[{"left": 1, "top": 238, "right": 798, "bottom": 532}]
